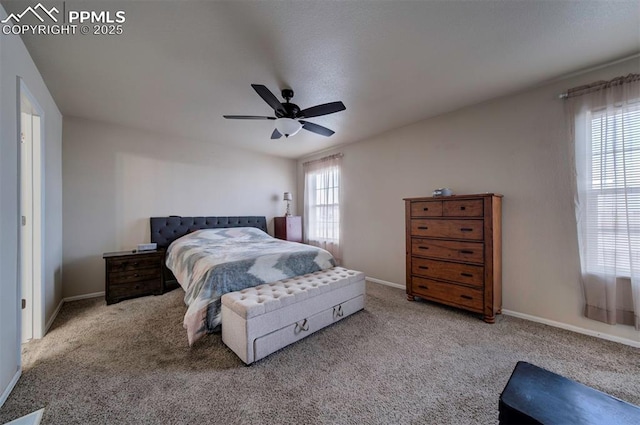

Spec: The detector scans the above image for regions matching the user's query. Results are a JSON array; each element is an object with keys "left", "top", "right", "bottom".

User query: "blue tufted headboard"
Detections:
[{"left": 150, "top": 216, "right": 268, "bottom": 249}]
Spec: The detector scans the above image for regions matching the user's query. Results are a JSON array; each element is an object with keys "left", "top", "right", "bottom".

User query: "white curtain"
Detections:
[
  {"left": 568, "top": 75, "right": 640, "bottom": 329},
  {"left": 303, "top": 154, "right": 342, "bottom": 264}
]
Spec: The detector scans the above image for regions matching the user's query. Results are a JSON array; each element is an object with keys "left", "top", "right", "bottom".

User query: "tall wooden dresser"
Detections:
[{"left": 404, "top": 193, "right": 502, "bottom": 323}]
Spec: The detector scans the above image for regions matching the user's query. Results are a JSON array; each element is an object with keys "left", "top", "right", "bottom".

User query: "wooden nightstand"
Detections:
[
  {"left": 103, "top": 250, "right": 164, "bottom": 305},
  {"left": 274, "top": 216, "right": 302, "bottom": 242}
]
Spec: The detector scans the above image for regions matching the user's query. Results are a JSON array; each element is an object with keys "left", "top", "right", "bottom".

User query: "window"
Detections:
[
  {"left": 586, "top": 106, "right": 640, "bottom": 275},
  {"left": 303, "top": 154, "right": 342, "bottom": 262},
  {"left": 308, "top": 166, "right": 340, "bottom": 243},
  {"left": 569, "top": 74, "right": 640, "bottom": 328}
]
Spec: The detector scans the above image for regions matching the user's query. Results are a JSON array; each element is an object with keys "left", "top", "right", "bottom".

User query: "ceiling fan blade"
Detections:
[
  {"left": 223, "top": 115, "right": 275, "bottom": 120},
  {"left": 271, "top": 128, "right": 283, "bottom": 139},
  {"left": 300, "top": 120, "right": 335, "bottom": 137},
  {"left": 251, "top": 84, "right": 286, "bottom": 117},
  {"left": 297, "top": 101, "right": 346, "bottom": 119}
]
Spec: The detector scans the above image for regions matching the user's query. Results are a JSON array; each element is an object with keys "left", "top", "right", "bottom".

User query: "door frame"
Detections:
[{"left": 18, "top": 78, "right": 45, "bottom": 341}]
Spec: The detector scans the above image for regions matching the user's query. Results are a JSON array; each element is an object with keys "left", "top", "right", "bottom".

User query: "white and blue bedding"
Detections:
[{"left": 166, "top": 227, "right": 336, "bottom": 345}]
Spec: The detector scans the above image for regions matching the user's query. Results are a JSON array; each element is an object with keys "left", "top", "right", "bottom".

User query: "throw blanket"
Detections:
[{"left": 166, "top": 227, "right": 336, "bottom": 345}]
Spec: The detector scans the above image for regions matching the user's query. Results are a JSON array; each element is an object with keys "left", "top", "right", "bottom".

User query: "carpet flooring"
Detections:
[{"left": 1, "top": 282, "right": 638, "bottom": 424}]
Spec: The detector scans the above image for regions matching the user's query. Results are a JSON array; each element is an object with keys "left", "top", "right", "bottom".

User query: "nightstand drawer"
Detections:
[
  {"left": 108, "top": 279, "right": 162, "bottom": 299},
  {"left": 107, "top": 256, "right": 160, "bottom": 272},
  {"left": 411, "top": 257, "right": 484, "bottom": 287},
  {"left": 412, "top": 277, "right": 483, "bottom": 311},
  {"left": 109, "top": 267, "right": 160, "bottom": 285}
]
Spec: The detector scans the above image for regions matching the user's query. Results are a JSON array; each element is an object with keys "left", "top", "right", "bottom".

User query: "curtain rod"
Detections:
[
  {"left": 302, "top": 153, "right": 343, "bottom": 166},
  {"left": 558, "top": 73, "right": 640, "bottom": 99}
]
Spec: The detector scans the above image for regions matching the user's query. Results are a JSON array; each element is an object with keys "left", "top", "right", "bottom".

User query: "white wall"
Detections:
[
  {"left": 0, "top": 4, "right": 63, "bottom": 405},
  {"left": 62, "top": 116, "right": 297, "bottom": 298},
  {"left": 298, "top": 57, "right": 640, "bottom": 344}
]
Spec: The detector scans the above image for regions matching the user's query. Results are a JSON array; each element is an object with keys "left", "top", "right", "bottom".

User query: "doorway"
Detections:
[{"left": 19, "top": 79, "right": 44, "bottom": 342}]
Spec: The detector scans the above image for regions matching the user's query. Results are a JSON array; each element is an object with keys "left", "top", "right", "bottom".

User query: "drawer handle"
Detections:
[
  {"left": 294, "top": 319, "right": 309, "bottom": 334},
  {"left": 418, "top": 285, "right": 429, "bottom": 290},
  {"left": 418, "top": 226, "right": 429, "bottom": 230},
  {"left": 423, "top": 207, "right": 429, "bottom": 211},
  {"left": 418, "top": 266, "right": 429, "bottom": 270},
  {"left": 333, "top": 305, "right": 344, "bottom": 319},
  {"left": 133, "top": 262, "right": 139, "bottom": 266},
  {"left": 461, "top": 273, "right": 473, "bottom": 278},
  {"left": 460, "top": 295, "right": 473, "bottom": 300},
  {"left": 134, "top": 273, "right": 139, "bottom": 278},
  {"left": 460, "top": 206, "right": 466, "bottom": 210},
  {"left": 418, "top": 246, "right": 429, "bottom": 250},
  {"left": 460, "top": 228, "right": 474, "bottom": 232},
  {"left": 134, "top": 285, "right": 140, "bottom": 290},
  {"left": 459, "top": 250, "right": 474, "bottom": 254}
]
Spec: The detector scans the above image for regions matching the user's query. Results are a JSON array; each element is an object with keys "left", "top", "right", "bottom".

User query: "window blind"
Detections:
[{"left": 586, "top": 106, "right": 640, "bottom": 275}]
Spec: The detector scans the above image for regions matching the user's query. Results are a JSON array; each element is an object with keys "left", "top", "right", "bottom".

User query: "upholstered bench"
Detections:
[
  {"left": 499, "top": 361, "right": 640, "bottom": 425},
  {"left": 221, "top": 267, "right": 366, "bottom": 364}
]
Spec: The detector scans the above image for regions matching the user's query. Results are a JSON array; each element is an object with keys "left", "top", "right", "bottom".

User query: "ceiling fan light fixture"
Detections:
[
  {"left": 274, "top": 117, "right": 302, "bottom": 138},
  {"left": 223, "top": 85, "right": 344, "bottom": 138}
]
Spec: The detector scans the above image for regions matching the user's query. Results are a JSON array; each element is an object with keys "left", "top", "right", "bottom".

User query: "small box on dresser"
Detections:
[
  {"left": 103, "top": 250, "right": 164, "bottom": 305},
  {"left": 404, "top": 193, "right": 502, "bottom": 323}
]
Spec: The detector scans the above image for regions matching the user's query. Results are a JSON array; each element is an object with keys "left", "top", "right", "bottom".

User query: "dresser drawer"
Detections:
[
  {"left": 410, "top": 201, "right": 443, "bottom": 217},
  {"left": 411, "top": 257, "right": 484, "bottom": 287},
  {"left": 108, "top": 279, "right": 162, "bottom": 299},
  {"left": 109, "top": 267, "right": 160, "bottom": 285},
  {"left": 443, "top": 199, "right": 484, "bottom": 217},
  {"left": 412, "top": 277, "right": 483, "bottom": 311},
  {"left": 411, "top": 219, "right": 484, "bottom": 240},
  {"left": 411, "top": 239, "right": 484, "bottom": 264},
  {"left": 107, "top": 256, "right": 160, "bottom": 272}
]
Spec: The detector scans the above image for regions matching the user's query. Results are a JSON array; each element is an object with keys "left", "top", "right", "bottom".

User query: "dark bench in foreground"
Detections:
[{"left": 499, "top": 361, "right": 640, "bottom": 425}]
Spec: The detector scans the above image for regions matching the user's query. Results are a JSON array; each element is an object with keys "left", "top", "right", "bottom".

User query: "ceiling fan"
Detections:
[{"left": 223, "top": 84, "right": 346, "bottom": 139}]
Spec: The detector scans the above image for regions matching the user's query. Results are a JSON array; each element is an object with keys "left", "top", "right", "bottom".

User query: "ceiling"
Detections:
[{"left": 3, "top": 0, "right": 640, "bottom": 159}]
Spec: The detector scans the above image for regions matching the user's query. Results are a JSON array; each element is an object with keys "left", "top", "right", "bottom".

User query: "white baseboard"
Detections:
[
  {"left": 63, "top": 291, "right": 104, "bottom": 302},
  {"left": 367, "top": 277, "right": 405, "bottom": 290},
  {"left": 42, "top": 292, "right": 104, "bottom": 337},
  {"left": 502, "top": 309, "right": 640, "bottom": 348},
  {"left": 0, "top": 368, "right": 21, "bottom": 409},
  {"left": 367, "top": 276, "right": 640, "bottom": 348},
  {"left": 44, "top": 299, "right": 64, "bottom": 334}
]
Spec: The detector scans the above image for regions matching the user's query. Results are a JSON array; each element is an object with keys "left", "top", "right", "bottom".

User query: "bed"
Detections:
[
  {"left": 151, "top": 216, "right": 269, "bottom": 289},
  {"left": 150, "top": 216, "right": 337, "bottom": 345}
]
